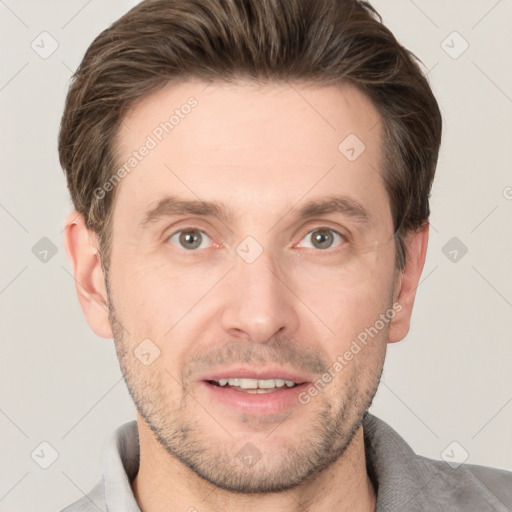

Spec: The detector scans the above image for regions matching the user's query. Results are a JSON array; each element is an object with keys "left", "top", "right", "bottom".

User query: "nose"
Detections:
[{"left": 220, "top": 249, "right": 299, "bottom": 343}]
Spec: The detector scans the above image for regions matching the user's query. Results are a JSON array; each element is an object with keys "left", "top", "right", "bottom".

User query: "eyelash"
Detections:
[{"left": 166, "top": 226, "right": 348, "bottom": 252}]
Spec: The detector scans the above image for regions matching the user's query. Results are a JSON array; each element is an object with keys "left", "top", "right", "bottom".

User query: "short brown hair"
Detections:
[{"left": 58, "top": 0, "right": 442, "bottom": 270}]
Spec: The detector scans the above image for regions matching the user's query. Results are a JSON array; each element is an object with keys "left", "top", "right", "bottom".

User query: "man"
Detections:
[{"left": 58, "top": 0, "right": 512, "bottom": 510}]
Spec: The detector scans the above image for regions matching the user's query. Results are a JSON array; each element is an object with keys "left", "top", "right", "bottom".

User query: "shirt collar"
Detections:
[
  {"left": 103, "top": 418, "right": 141, "bottom": 512},
  {"left": 362, "top": 413, "right": 433, "bottom": 511}
]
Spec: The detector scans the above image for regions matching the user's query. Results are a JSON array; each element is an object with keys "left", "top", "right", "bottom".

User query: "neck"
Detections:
[{"left": 131, "top": 415, "right": 376, "bottom": 512}]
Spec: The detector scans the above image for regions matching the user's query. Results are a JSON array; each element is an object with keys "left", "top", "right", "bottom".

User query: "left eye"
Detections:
[
  {"left": 168, "top": 229, "right": 213, "bottom": 250},
  {"left": 297, "top": 228, "right": 344, "bottom": 250}
]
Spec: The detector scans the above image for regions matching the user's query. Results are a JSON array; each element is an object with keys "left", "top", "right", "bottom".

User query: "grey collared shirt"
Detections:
[{"left": 60, "top": 413, "right": 512, "bottom": 511}]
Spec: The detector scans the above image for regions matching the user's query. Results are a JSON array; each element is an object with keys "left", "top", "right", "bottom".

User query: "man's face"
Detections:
[{"left": 107, "top": 80, "right": 398, "bottom": 492}]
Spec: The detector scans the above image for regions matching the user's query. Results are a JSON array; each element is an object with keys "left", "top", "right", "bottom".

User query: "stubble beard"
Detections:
[{"left": 105, "top": 278, "right": 386, "bottom": 494}]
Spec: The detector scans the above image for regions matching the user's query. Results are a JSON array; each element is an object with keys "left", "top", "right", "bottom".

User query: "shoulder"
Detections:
[
  {"left": 416, "top": 455, "right": 512, "bottom": 510},
  {"left": 363, "top": 413, "right": 512, "bottom": 511}
]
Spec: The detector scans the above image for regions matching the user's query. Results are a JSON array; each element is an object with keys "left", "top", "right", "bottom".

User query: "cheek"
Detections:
[
  {"left": 109, "top": 256, "right": 227, "bottom": 341},
  {"left": 294, "top": 260, "right": 392, "bottom": 316},
  {"left": 291, "top": 261, "right": 394, "bottom": 347},
  {"left": 298, "top": 268, "right": 391, "bottom": 405}
]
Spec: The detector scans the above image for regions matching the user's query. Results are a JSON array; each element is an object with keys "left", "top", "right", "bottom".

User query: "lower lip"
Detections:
[{"left": 200, "top": 381, "right": 310, "bottom": 415}]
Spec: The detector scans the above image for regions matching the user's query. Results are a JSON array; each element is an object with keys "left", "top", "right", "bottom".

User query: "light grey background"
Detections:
[{"left": 1, "top": 1, "right": 511, "bottom": 511}]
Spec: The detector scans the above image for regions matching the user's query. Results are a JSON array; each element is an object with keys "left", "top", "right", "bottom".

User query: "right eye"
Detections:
[{"left": 168, "top": 229, "right": 214, "bottom": 250}]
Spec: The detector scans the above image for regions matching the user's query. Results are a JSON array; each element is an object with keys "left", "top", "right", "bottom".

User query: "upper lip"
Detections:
[{"left": 199, "top": 366, "right": 313, "bottom": 384}]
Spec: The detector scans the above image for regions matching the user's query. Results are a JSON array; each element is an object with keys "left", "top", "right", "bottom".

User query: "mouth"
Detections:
[
  {"left": 198, "top": 369, "right": 312, "bottom": 415},
  {"left": 206, "top": 377, "right": 302, "bottom": 394}
]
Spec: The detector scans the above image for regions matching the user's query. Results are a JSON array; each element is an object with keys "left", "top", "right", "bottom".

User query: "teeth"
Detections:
[
  {"left": 237, "top": 378, "right": 258, "bottom": 389},
  {"left": 215, "top": 378, "right": 297, "bottom": 389}
]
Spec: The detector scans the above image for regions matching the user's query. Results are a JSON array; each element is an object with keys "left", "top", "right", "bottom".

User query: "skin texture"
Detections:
[{"left": 64, "top": 80, "right": 429, "bottom": 512}]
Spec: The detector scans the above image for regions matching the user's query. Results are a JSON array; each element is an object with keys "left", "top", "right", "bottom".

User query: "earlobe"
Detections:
[
  {"left": 388, "top": 223, "right": 429, "bottom": 343},
  {"left": 63, "top": 212, "right": 113, "bottom": 339}
]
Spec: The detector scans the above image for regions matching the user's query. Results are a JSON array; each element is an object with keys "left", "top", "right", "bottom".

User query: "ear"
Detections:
[
  {"left": 388, "top": 222, "right": 429, "bottom": 343},
  {"left": 63, "top": 212, "right": 113, "bottom": 339}
]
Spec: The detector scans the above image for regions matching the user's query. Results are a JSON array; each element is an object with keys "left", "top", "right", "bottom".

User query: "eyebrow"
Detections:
[
  {"left": 140, "top": 196, "right": 235, "bottom": 227},
  {"left": 295, "top": 195, "right": 370, "bottom": 225},
  {"left": 139, "top": 194, "right": 371, "bottom": 229}
]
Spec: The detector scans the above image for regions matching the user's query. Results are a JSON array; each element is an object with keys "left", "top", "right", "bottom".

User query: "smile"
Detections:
[{"left": 208, "top": 377, "right": 298, "bottom": 393}]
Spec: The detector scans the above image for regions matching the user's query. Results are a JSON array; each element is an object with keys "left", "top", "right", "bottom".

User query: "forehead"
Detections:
[{"left": 112, "top": 79, "right": 387, "bottom": 228}]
